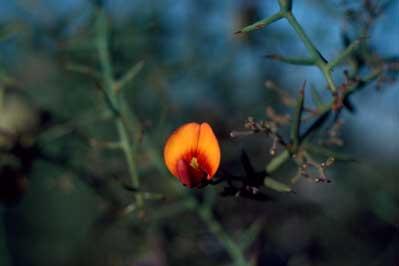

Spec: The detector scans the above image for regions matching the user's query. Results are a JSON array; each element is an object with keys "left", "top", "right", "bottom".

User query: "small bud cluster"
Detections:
[
  {"left": 375, "top": 61, "right": 399, "bottom": 90},
  {"left": 293, "top": 154, "right": 335, "bottom": 183},
  {"left": 332, "top": 70, "right": 360, "bottom": 112},
  {"left": 231, "top": 115, "right": 287, "bottom": 157},
  {"left": 264, "top": 80, "right": 295, "bottom": 107},
  {"left": 342, "top": 0, "right": 399, "bottom": 92},
  {"left": 266, "top": 107, "right": 290, "bottom": 126},
  {"left": 244, "top": 116, "right": 287, "bottom": 156},
  {"left": 324, "top": 120, "right": 344, "bottom": 147}
]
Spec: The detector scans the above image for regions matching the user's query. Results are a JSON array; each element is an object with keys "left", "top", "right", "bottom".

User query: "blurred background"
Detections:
[{"left": 0, "top": 0, "right": 398, "bottom": 265}]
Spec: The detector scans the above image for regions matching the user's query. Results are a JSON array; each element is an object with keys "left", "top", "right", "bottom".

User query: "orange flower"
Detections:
[{"left": 164, "top": 122, "right": 221, "bottom": 187}]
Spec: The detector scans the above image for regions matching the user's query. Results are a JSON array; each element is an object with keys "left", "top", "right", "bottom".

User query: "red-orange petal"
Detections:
[
  {"left": 176, "top": 159, "right": 206, "bottom": 187},
  {"left": 164, "top": 122, "right": 200, "bottom": 178},
  {"left": 163, "top": 122, "right": 221, "bottom": 185},
  {"left": 196, "top": 123, "right": 221, "bottom": 179}
]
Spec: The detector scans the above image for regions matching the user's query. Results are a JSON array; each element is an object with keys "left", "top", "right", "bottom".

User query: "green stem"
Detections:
[
  {"left": 236, "top": 11, "right": 284, "bottom": 33},
  {"left": 265, "top": 54, "right": 315, "bottom": 65},
  {"left": 96, "top": 10, "right": 114, "bottom": 95},
  {"left": 116, "top": 120, "right": 141, "bottom": 191},
  {"left": 284, "top": 12, "right": 337, "bottom": 93},
  {"left": 198, "top": 206, "right": 247, "bottom": 266},
  {"left": 237, "top": 1, "right": 370, "bottom": 94},
  {"left": 345, "top": 68, "right": 383, "bottom": 96},
  {"left": 278, "top": 0, "right": 292, "bottom": 11},
  {"left": 95, "top": 9, "right": 142, "bottom": 206},
  {"left": 321, "top": 65, "right": 338, "bottom": 93},
  {"left": 284, "top": 12, "right": 322, "bottom": 61},
  {"left": 238, "top": 1, "right": 386, "bottom": 178},
  {"left": 113, "top": 61, "right": 144, "bottom": 92},
  {"left": 327, "top": 39, "right": 362, "bottom": 70}
]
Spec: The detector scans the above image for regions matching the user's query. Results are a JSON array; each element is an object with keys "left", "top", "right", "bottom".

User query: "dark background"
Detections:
[{"left": 0, "top": 0, "right": 398, "bottom": 265}]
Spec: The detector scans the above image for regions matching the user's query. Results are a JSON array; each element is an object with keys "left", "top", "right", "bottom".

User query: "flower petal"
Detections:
[
  {"left": 164, "top": 122, "right": 200, "bottom": 177},
  {"left": 176, "top": 159, "right": 207, "bottom": 187},
  {"left": 196, "top": 123, "right": 221, "bottom": 178}
]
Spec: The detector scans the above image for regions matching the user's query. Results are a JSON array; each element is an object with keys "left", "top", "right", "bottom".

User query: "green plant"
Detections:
[
  {"left": 232, "top": 0, "right": 397, "bottom": 193},
  {"left": 70, "top": 6, "right": 250, "bottom": 266},
  {"left": 1, "top": 1, "right": 397, "bottom": 265}
]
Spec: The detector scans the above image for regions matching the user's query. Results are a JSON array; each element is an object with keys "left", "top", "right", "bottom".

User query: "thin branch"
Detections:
[
  {"left": 197, "top": 203, "right": 247, "bottom": 266},
  {"left": 235, "top": 11, "right": 285, "bottom": 34},
  {"left": 95, "top": 8, "right": 143, "bottom": 206},
  {"left": 265, "top": 54, "right": 315, "bottom": 65},
  {"left": 113, "top": 61, "right": 144, "bottom": 93},
  {"left": 327, "top": 38, "right": 364, "bottom": 70}
]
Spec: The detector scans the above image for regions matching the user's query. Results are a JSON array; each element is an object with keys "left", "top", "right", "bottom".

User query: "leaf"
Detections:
[
  {"left": 266, "top": 149, "right": 290, "bottom": 174},
  {"left": 264, "top": 177, "right": 292, "bottom": 192}
]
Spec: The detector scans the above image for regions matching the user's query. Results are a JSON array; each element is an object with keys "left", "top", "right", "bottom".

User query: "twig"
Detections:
[
  {"left": 95, "top": 8, "right": 143, "bottom": 207},
  {"left": 194, "top": 196, "right": 248, "bottom": 266},
  {"left": 236, "top": 1, "right": 366, "bottom": 94}
]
